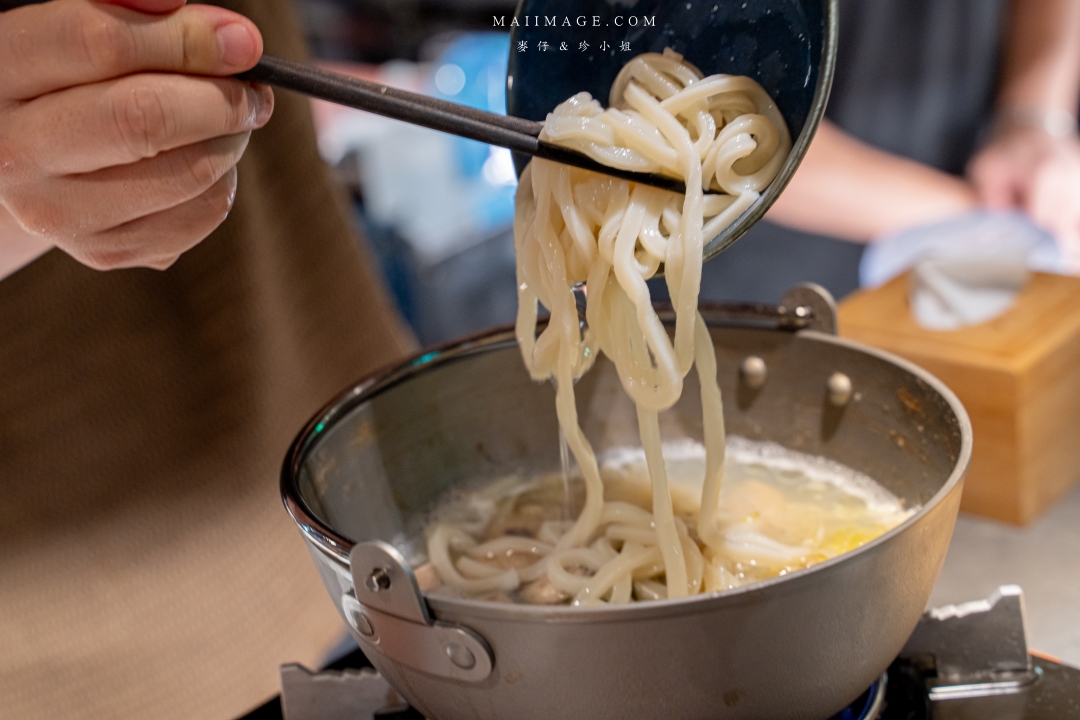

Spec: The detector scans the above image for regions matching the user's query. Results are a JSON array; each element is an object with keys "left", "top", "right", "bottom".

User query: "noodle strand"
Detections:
[{"left": 429, "top": 50, "right": 791, "bottom": 603}]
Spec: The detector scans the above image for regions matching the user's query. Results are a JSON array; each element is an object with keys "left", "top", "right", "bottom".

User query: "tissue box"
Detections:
[{"left": 838, "top": 271, "right": 1080, "bottom": 525}]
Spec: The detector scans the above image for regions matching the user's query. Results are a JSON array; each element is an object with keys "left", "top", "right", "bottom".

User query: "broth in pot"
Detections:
[{"left": 415, "top": 438, "right": 914, "bottom": 605}]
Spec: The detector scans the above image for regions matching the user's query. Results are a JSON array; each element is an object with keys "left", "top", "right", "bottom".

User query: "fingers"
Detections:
[
  {"left": 1026, "top": 161, "right": 1070, "bottom": 229},
  {"left": 0, "top": 0, "right": 266, "bottom": 271},
  {"left": 1026, "top": 161, "right": 1080, "bottom": 258},
  {"left": 58, "top": 165, "right": 238, "bottom": 271},
  {"left": 970, "top": 131, "right": 1080, "bottom": 271},
  {"left": 5, "top": 73, "right": 272, "bottom": 175},
  {"left": 0, "top": 0, "right": 263, "bottom": 101},
  {"left": 97, "top": 0, "right": 187, "bottom": 13},
  {"left": 5, "top": 132, "right": 250, "bottom": 236},
  {"left": 968, "top": 152, "right": 1021, "bottom": 211}
]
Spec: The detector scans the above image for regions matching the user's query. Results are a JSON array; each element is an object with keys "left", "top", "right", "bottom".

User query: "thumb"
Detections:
[
  {"left": 0, "top": 0, "right": 185, "bottom": 10},
  {"left": 96, "top": 0, "right": 186, "bottom": 12}
]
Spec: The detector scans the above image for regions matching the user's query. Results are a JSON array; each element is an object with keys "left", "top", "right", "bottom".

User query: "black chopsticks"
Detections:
[{"left": 240, "top": 56, "right": 696, "bottom": 196}]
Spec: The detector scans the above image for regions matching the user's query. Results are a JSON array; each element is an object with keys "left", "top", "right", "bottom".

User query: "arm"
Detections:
[
  {"left": 993, "top": 0, "right": 1080, "bottom": 129},
  {"left": 968, "top": 0, "right": 1080, "bottom": 267},
  {"left": 0, "top": 0, "right": 272, "bottom": 272},
  {"left": 766, "top": 120, "right": 979, "bottom": 242}
]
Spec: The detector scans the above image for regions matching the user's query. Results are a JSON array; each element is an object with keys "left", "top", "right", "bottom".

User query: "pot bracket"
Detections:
[
  {"left": 781, "top": 282, "right": 838, "bottom": 335},
  {"left": 900, "top": 584, "right": 1038, "bottom": 701},
  {"left": 279, "top": 664, "right": 407, "bottom": 720},
  {"left": 342, "top": 541, "right": 494, "bottom": 684}
]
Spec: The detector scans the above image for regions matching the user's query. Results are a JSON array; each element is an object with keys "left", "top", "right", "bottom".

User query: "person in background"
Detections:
[
  {"left": 699, "top": 0, "right": 1080, "bottom": 302},
  {"left": 0, "top": 1, "right": 412, "bottom": 719}
]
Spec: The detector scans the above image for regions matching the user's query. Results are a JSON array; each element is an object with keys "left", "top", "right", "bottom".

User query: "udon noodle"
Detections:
[
  {"left": 419, "top": 439, "right": 914, "bottom": 604},
  {"left": 423, "top": 50, "right": 902, "bottom": 605}
]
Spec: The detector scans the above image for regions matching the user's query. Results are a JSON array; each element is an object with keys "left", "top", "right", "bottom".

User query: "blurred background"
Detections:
[{"left": 297, "top": 0, "right": 522, "bottom": 346}]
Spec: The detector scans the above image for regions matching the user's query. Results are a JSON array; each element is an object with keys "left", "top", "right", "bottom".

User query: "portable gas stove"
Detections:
[{"left": 241, "top": 586, "right": 1080, "bottom": 720}]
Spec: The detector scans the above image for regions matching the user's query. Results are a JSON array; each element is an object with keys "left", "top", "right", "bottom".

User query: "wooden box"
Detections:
[{"left": 838, "top": 272, "right": 1080, "bottom": 525}]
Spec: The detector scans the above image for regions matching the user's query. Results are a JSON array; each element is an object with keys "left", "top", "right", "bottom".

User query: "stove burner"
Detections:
[
  {"left": 244, "top": 586, "right": 1080, "bottom": 720},
  {"left": 830, "top": 676, "right": 886, "bottom": 720}
]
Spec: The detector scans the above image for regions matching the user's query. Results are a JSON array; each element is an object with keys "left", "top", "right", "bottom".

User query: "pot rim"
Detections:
[{"left": 281, "top": 305, "right": 972, "bottom": 622}]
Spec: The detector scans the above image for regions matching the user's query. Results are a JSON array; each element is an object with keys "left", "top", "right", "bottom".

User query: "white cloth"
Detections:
[{"left": 860, "top": 212, "right": 1069, "bottom": 330}]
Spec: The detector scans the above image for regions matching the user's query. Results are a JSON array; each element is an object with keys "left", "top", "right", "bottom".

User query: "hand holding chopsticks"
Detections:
[{"left": 0, "top": 0, "right": 696, "bottom": 194}]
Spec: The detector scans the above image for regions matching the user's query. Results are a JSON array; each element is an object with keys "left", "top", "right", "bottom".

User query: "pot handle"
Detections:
[
  {"left": 780, "top": 282, "right": 838, "bottom": 335},
  {"left": 693, "top": 282, "right": 838, "bottom": 334}
]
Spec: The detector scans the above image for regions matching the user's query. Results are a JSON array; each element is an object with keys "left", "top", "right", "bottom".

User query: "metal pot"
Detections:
[{"left": 282, "top": 286, "right": 971, "bottom": 720}]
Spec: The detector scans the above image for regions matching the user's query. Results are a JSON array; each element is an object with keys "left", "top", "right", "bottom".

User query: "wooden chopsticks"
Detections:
[{"left": 240, "top": 56, "right": 695, "bottom": 195}]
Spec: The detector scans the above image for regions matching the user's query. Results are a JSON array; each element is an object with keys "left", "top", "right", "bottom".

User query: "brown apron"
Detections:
[{"left": 0, "top": 1, "right": 414, "bottom": 717}]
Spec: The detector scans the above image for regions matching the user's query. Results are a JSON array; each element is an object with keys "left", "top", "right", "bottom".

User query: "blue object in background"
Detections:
[
  {"left": 328, "top": 32, "right": 520, "bottom": 345},
  {"left": 428, "top": 33, "right": 517, "bottom": 234}
]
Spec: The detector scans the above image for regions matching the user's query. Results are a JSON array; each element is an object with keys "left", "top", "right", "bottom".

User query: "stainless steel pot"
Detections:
[{"left": 282, "top": 287, "right": 971, "bottom": 720}]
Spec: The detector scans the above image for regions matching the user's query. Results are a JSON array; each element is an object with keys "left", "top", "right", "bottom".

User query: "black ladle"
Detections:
[{"left": 507, "top": 0, "right": 839, "bottom": 260}]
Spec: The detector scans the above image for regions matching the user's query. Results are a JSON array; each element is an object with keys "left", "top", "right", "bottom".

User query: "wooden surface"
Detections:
[{"left": 839, "top": 272, "right": 1080, "bottom": 525}]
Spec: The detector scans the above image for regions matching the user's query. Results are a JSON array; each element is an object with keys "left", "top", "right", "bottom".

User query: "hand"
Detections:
[
  {"left": 968, "top": 125, "right": 1080, "bottom": 271},
  {"left": 0, "top": 0, "right": 273, "bottom": 271}
]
